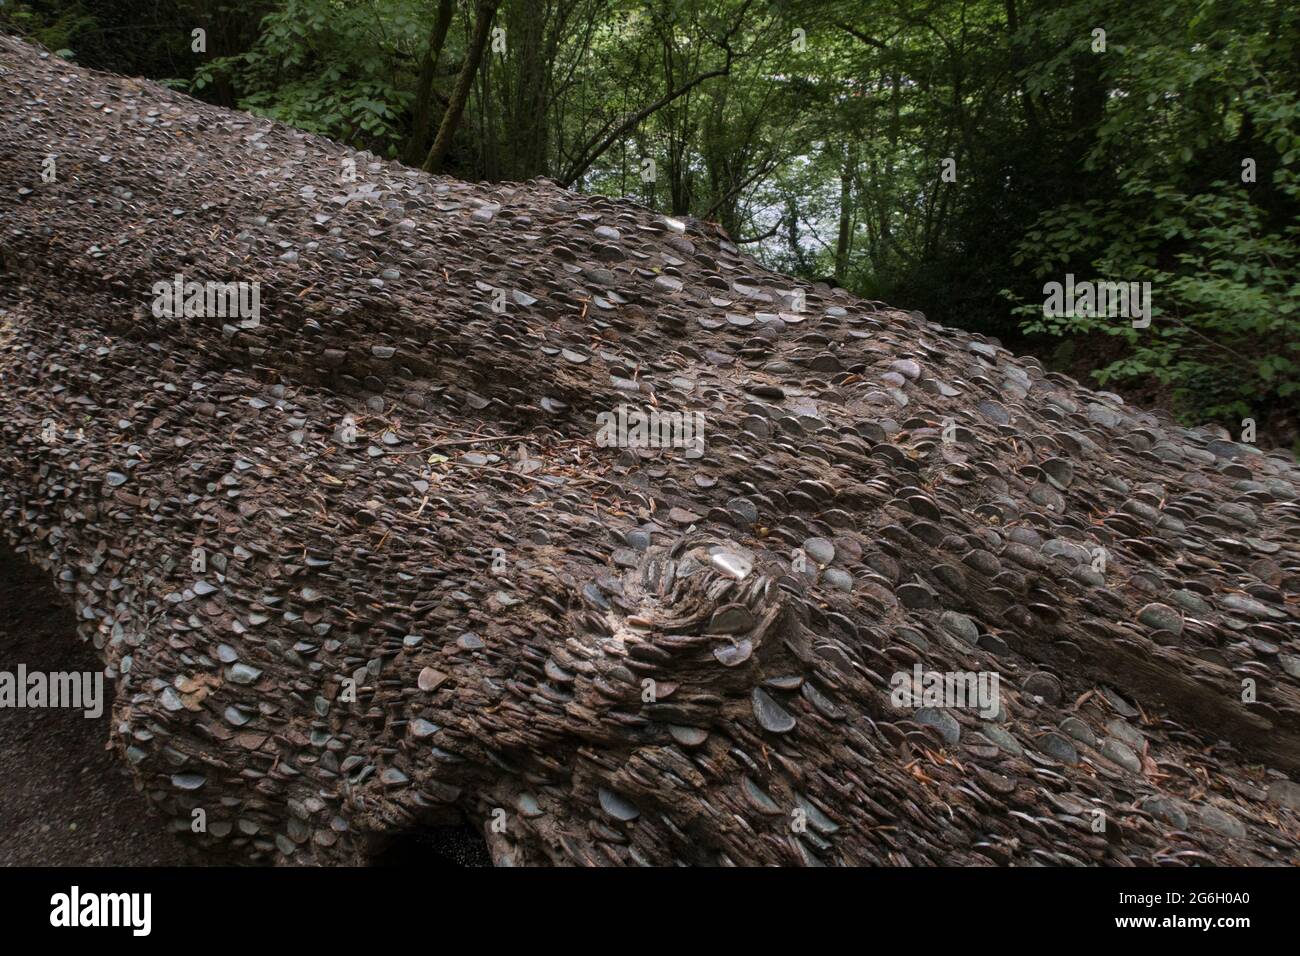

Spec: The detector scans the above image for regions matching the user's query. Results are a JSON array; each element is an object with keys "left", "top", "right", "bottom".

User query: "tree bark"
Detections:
[
  {"left": 504, "top": 0, "right": 549, "bottom": 180},
  {"left": 833, "top": 145, "right": 856, "bottom": 283},
  {"left": 402, "top": 0, "right": 456, "bottom": 166},
  {"left": 424, "top": 0, "right": 500, "bottom": 175},
  {"left": 1003, "top": 0, "right": 1041, "bottom": 139}
]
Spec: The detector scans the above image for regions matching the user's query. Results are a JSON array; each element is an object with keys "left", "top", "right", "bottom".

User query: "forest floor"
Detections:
[{"left": 0, "top": 547, "right": 187, "bottom": 866}]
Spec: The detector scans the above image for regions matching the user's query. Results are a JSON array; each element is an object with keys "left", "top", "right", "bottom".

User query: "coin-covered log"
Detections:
[{"left": 2, "top": 34, "right": 1299, "bottom": 866}]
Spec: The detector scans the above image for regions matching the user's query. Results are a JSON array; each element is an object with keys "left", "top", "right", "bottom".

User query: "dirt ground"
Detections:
[{"left": 0, "top": 546, "right": 187, "bottom": 866}]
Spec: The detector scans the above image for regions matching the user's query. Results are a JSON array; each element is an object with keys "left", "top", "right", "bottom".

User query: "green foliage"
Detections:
[
  {"left": 1008, "top": 0, "right": 1300, "bottom": 429},
  {"left": 0, "top": 2, "right": 97, "bottom": 60},
  {"left": 192, "top": 0, "right": 425, "bottom": 153}
]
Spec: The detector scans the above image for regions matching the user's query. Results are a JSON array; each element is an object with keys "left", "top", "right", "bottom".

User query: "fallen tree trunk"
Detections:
[{"left": 1, "top": 35, "right": 1299, "bottom": 866}]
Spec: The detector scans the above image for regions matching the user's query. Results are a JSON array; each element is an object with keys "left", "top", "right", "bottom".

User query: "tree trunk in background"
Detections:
[
  {"left": 402, "top": 0, "right": 456, "bottom": 166},
  {"left": 480, "top": 54, "right": 499, "bottom": 181},
  {"left": 1067, "top": 49, "right": 1106, "bottom": 200},
  {"left": 668, "top": 122, "right": 693, "bottom": 216},
  {"left": 424, "top": 0, "right": 500, "bottom": 175},
  {"left": 785, "top": 196, "right": 809, "bottom": 273},
  {"left": 834, "top": 145, "right": 856, "bottom": 284},
  {"left": 881, "top": 69, "right": 899, "bottom": 249},
  {"left": 504, "top": 0, "right": 549, "bottom": 180},
  {"left": 702, "top": 88, "right": 741, "bottom": 235},
  {"left": 1003, "top": 0, "right": 1041, "bottom": 139}
]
